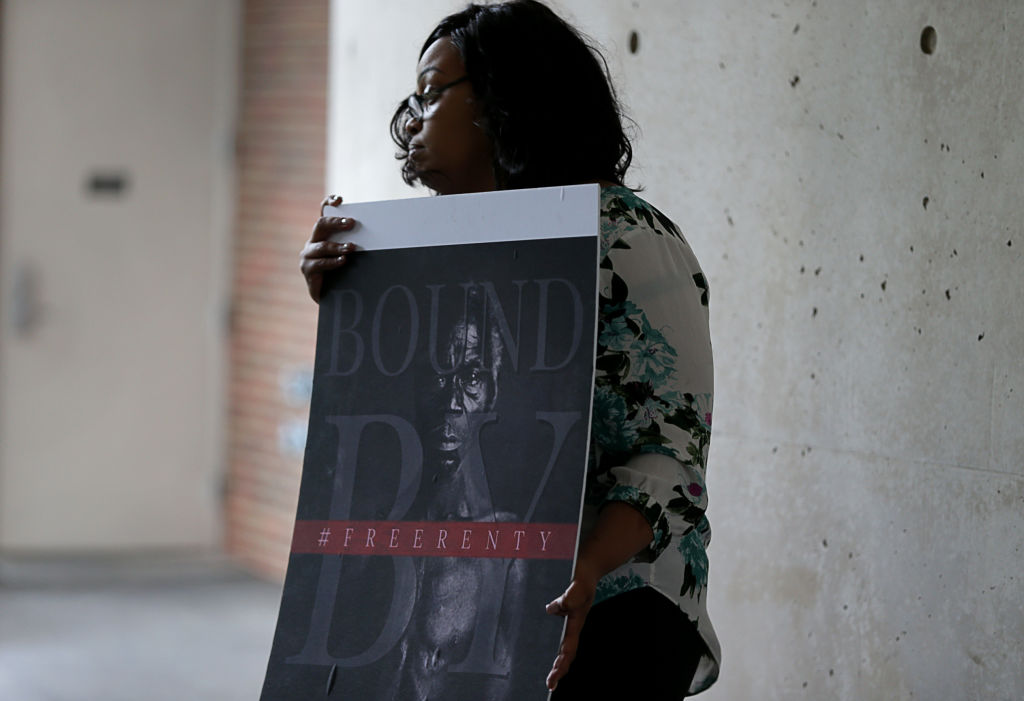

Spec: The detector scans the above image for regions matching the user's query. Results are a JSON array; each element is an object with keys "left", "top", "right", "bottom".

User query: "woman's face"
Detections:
[{"left": 406, "top": 39, "right": 496, "bottom": 195}]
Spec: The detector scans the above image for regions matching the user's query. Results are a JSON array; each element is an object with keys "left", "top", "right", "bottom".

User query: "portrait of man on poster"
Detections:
[{"left": 395, "top": 285, "right": 527, "bottom": 701}]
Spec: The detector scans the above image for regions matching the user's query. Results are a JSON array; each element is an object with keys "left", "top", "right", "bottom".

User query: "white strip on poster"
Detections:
[{"left": 323, "top": 183, "right": 600, "bottom": 250}]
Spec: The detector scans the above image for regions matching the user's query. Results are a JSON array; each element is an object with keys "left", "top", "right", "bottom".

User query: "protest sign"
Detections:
[{"left": 261, "top": 185, "right": 598, "bottom": 701}]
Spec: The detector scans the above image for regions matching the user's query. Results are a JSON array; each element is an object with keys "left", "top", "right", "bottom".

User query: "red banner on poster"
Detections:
[{"left": 291, "top": 520, "right": 577, "bottom": 559}]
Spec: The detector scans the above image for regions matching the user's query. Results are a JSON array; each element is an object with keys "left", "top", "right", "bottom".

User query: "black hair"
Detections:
[{"left": 390, "top": 0, "right": 634, "bottom": 190}]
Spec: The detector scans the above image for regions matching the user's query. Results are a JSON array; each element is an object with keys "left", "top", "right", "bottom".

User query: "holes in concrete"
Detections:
[
  {"left": 629, "top": 30, "right": 640, "bottom": 54},
  {"left": 921, "top": 26, "right": 937, "bottom": 54}
]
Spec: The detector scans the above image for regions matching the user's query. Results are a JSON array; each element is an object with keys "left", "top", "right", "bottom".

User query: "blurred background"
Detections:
[{"left": 1, "top": 1, "right": 1021, "bottom": 700}]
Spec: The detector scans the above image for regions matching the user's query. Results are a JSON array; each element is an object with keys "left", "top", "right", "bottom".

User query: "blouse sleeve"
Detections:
[{"left": 591, "top": 206, "right": 714, "bottom": 561}]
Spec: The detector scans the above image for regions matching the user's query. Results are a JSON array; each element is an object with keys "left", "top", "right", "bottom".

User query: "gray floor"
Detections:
[{"left": 0, "top": 554, "right": 283, "bottom": 701}]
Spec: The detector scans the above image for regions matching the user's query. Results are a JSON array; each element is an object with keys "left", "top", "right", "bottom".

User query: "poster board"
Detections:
[{"left": 260, "top": 184, "right": 599, "bottom": 700}]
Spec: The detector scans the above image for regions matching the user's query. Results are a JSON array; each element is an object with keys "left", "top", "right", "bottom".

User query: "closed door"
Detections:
[{"left": 0, "top": 0, "right": 237, "bottom": 550}]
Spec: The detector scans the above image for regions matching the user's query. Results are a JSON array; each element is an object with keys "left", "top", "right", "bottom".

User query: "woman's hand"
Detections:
[
  {"left": 300, "top": 194, "right": 359, "bottom": 303},
  {"left": 544, "top": 500, "right": 655, "bottom": 690},
  {"left": 544, "top": 562, "right": 600, "bottom": 691}
]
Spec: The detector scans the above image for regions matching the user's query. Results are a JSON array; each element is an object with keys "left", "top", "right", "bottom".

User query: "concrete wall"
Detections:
[{"left": 328, "top": 1, "right": 1024, "bottom": 699}]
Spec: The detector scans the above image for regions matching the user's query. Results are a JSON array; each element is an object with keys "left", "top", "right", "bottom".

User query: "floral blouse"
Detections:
[{"left": 583, "top": 185, "right": 720, "bottom": 694}]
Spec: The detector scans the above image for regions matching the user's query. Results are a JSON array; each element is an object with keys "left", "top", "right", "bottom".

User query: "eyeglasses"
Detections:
[{"left": 405, "top": 76, "right": 470, "bottom": 122}]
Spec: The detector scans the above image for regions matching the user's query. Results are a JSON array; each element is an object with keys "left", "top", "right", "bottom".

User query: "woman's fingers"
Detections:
[
  {"left": 300, "top": 252, "right": 354, "bottom": 303},
  {"left": 310, "top": 214, "right": 357, "bottom": 244},
  {"left": 545, "top": 605, "right": 586, "bottom": 690},
  {"left": 300, "top": 240, "right": 358, "bottom": 304},
  {"left": 314, "top": 194, "right": 356, "bottom": 243},
  {"left": 544, "top": 595, "right": 566, "bottom": 615},
  {"left": 300, "top": 252, "right": 352, "bottom": 275},
  {"left": 544, "top": 580, "right": 595, "bottom": 691},
  {"left": 300, "top": 242, "right": 357, "bottom": 275},
  {"left": 303, "top": 197, "right": 358, "bottom": 304},
  {"left": 319, "top": 194, "right": 343, "bottom": 216},
  {"left": 301, "top": 239, "right": 355, "bottom": 260}
]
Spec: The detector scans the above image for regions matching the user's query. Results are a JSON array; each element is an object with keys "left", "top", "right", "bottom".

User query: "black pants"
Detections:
[{"left": 550, "top": 586, "right": 703, "bottom": 701}]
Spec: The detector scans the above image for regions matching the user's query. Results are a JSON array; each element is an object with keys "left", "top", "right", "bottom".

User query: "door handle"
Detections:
[{"left": 10, "top": 263, "right": 41, "bottom": 336}]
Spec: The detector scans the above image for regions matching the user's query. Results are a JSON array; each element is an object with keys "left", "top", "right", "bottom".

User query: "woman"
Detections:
[{"left": 300, "top": 2, "right": 719, "bottom": 698}]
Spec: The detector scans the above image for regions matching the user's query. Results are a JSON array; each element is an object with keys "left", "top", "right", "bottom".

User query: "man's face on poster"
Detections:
[{"left": 428, "top": 319, "right": 498, "bottom": 463}]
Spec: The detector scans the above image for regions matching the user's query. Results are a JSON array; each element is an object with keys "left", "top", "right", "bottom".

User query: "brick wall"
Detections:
[{"left": 226, "top": 0, "right": 328, "bottom": 580}]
